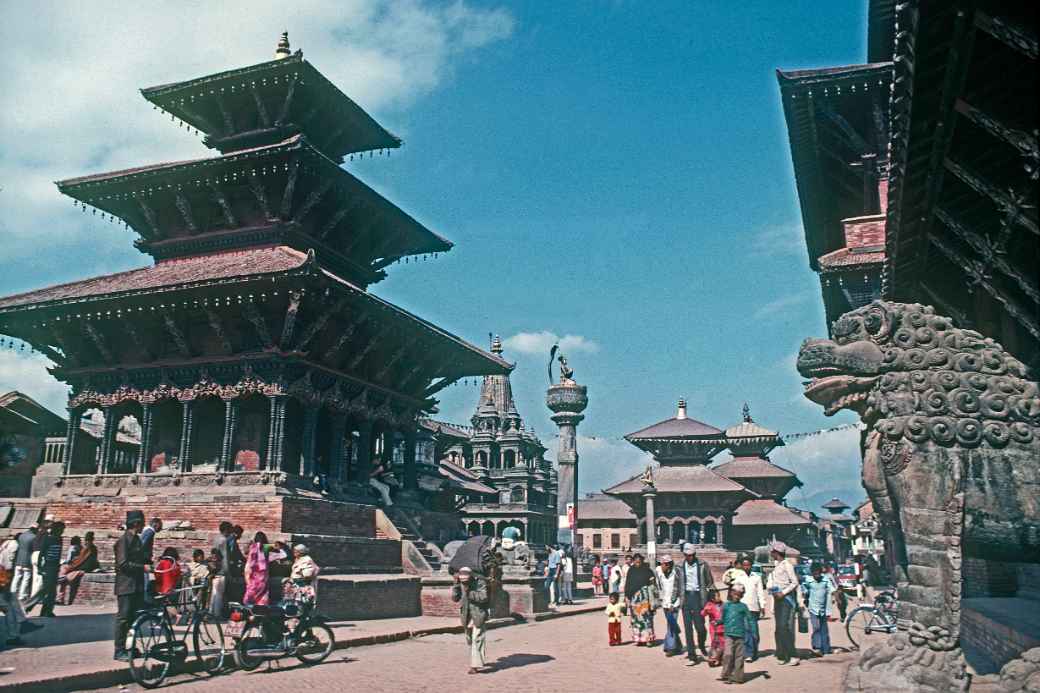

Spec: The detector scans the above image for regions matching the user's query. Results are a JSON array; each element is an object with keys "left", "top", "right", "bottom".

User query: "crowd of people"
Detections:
[
  {"left": 0, "top": 511, "right": 322, "bottom": 658},
  {"left": 588, "top": 541, "right": 847, "bottom": 685}
]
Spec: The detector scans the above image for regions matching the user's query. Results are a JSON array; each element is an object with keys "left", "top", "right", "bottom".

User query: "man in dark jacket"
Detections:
[
  {"left": 674, "top": 543, "right": 715, "bottom": 665},
  {"left": 451, "top": 566, "right": 490, "bottom": 674},
  {"left": 114, "top": 510, "right": 150, "bottom": 661}
]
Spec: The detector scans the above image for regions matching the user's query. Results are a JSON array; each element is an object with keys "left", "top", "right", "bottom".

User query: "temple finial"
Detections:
[
  {"left": 275, "top": 32, "right": 291, "bottom": 60},
  {"left": 490, "top": 334, "right": 503, "bottom": 354},
  {"left": 742, "top": 402, "right": 752, "bottom": 423},
  {"left": 677, "top": 398, "right": 687, "bottom": 420}
]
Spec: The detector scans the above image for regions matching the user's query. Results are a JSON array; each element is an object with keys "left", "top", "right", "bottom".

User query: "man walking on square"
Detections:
[
  {"left": 802, "top": 563, "right": 834, "bottom": 655},
  {"left": 676, "top": 543, "right": 714, "bottom": 666},
  {"left": 452, "top": 566, "right": 490, "bottom": 674},
  {"left": 768, "top": 542, "right": 800, "bottom": 666},
  {"left": 114, "top": 510, "right": 150, "bottom": 661}
]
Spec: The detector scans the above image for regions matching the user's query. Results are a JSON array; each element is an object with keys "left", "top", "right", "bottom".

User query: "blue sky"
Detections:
[{"left": 0, "top": 1, "right": 868, "bottom": 510}]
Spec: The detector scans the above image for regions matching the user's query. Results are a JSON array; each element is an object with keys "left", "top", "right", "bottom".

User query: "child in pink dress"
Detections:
[{"left": 700, "top": 588, "right": 725, "bottom": 667}]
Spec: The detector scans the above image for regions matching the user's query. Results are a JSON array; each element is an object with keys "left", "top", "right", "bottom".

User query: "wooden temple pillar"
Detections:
[
  {"left": 137, "top": 403, "right": 153, "bottom": 473},
  {"left": 63, "top": 406, "right": 79, "bottom": 475},
  {"left": 300, "top": 407, "right": 319, "bottom": 477},
  {"left": 265, "top": 395, "right": 287, "bottom": 471},
  {"left": 220, "top": 399, "right": 238, "bottom": 472},
  {"left": 354, "top": 419, "right": 374, "bottom": 488},
  {"left": 177, "top": 400, "right": 194, "bottom": 472},
  {"left": 99, "top": 405, "right": 117, "bottom": 474},
  {"left": 402, "top": 423, "right": 418, "bottom": 494},
  {"left": 329, "top": 413, "right": 348, "bottom": 482}
]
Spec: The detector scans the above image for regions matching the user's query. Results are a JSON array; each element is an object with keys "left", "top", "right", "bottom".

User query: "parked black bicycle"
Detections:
[
  {"left": 227, "top": 592, "right": 335, "bottom": 670},
  {"left": 128, "top": 585, "right": 226, "bottom": 688}
]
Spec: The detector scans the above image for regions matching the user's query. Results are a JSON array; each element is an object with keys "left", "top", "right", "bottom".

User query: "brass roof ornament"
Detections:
[{"left": 275, "top": 32, "right": 291, "bottom": 60}]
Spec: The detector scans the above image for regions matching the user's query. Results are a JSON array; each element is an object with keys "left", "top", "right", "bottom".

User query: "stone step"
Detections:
[{"left": 317, "top": 573, "right": 422, "bottom": 620}]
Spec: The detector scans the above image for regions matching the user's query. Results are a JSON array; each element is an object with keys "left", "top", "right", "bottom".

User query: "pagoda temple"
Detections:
[
  {"left": 0, "top": 36, "right": 510, "bottom": 615},
  {"left": 604, "top": 401, "right": 816, "bottom": 557},
  {"left": 425, "top": 336, "right": 558, "bottom": 545}
]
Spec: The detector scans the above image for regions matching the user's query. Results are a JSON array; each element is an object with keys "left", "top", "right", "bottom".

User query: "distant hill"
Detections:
[{"left": 788, "top": 487, "right": 867, "bottom": 516}]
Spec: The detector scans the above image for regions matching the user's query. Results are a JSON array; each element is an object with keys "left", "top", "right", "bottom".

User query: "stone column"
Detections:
[
  {"left": 63, "top": 406, "right": 78, "bottom": 475},
  {"left": 178, "top": 400, "right": 194, "bottom": 472},
  {"left": 643, "top": 485, "right": 658, "bottom": 565},
  {"left": 300, "top": 407, "right": 319, "bottom": 477},
  {"left": 137, "top": 403, "right": 153, "bottom": 473},
  {"left": 99, "top": 405, "right": 117, "bottom": 474},
  {"left": 220, "top": 399, "right": 238, "bottom": 472},
  {"left": 265, "top": 395, "right": 286, "bottom": 471},
  {"left": 546, "top": 377, "right": 588, "bottom": 547}
]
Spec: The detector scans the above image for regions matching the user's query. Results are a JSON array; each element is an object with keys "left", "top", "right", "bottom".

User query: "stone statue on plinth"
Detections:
[{"left": 546, "top": 347, "right": 588, "bottom": 548}]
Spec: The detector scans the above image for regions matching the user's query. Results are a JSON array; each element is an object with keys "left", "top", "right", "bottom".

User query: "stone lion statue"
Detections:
[{"left": 797, "top": 301, "right": 1040, "bottom": 692}]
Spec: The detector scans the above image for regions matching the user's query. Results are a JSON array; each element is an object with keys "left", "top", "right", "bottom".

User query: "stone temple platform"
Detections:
[{"left": 1, "top": 471, "right": 424, "bottom": 618}]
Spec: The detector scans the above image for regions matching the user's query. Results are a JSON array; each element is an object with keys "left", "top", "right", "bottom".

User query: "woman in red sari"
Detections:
[{"left": 242, "top": 531, "right": 270, "bottom": 605}]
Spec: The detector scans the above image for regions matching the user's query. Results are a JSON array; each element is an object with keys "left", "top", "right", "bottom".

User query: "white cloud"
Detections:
[
  {"left": 750, "top": 223, "right": 806, "bottom": 258},
  {"left": 770, "top": 425, "right": 862, "bottom": 500},
  {"left": 752, "top": 292, "right": 811, "bottom": 320},
  {"left": 0, "top": 350, "right": 69, "bottom": 415},
  {"left": 503, "top": 331, "right": 600, "bottom": 356},
  {"left": 0, "top": 1, "right": 514, "bottom": 261}
]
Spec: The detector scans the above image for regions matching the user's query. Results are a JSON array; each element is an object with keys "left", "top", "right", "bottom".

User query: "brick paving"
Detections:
[{"left": 75, "top": 607, "right": 858, "bottom": 693}]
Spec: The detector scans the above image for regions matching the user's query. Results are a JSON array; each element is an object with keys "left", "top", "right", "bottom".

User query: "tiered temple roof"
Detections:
[{"left": 730, "top": 499, "right": 811, "bottom": 527}]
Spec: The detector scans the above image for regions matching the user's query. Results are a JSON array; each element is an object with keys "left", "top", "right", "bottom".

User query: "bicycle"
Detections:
[
  {"left": 845, "top": 589, "right": 899, "bottom": 650},
  {"left": 127, "top": 584, "right": 226, "bottom": 688}
]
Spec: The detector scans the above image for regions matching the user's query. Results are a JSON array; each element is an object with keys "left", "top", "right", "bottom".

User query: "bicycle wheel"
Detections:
[
  {"left": 234, "top": 622, "right": 266, "bottom": 672},
  {"left": 845, "top": 606, "right": 887, "bottom": 650},
  {"left": 192, "top": 611, "right": 225, "bottom": 675},
  {"left": 129, "top": 612, "right": 174, "bottom": 689},
  {"left": 295, "top": 623, "right": 335, "bottom": 664}
]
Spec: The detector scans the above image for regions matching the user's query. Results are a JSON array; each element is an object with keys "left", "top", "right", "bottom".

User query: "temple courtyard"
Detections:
[{"left": 4, "top": 599, "right": 861, "bottom": 693}]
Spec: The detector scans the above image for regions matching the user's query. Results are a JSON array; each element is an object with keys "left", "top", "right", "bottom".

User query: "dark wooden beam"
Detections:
[
  {"left": 175, "top": 105, "right": 220, "bottom": 136},
  {"left": 292, "top": 179, "right": 333, "bottom": 224},
  {"left": 324, "top": 312, "right": 368, "bottom": 364},
  {"left": 316, "top": 199, "right": 362, "bottom": 240},
  {"left": 175, "top": 192, "right": 199, "bottom": 235},
  {"left": 208, "top": 181, "right": 238, "bottom": 228},
  {"left": 279, "top": 290, "right": 303, "bottom": 348},
  {"left": 944, "top": 157, "right": 1039, "bottom": 235},
  {"left": 137, "top": 200, "right": 162, "bottom": 238},
  {"left": 121, "top": 316, "right": 153, "bottom": 361},
  {"left": 214, "top": 93, "right": 235, "bottom": 135},
  {"left": 934, "top": 206, "right": 1039, "bottom": 305},
  {"left": 242, "top": 300, "right": 274, "bottom": 348},
  {"left": 919, "top": 281, "right": 972, "bottom": 328},
  {"left": 423, "top": 375, "right": 460, "bottom": 398},
  {"left": 927, "top": 232, "right": 1040, "bottom": 341},
  {"left": 161, "top": 312, "right": 192, "bottom": 358},
  {"left": 816, "top": 100, "right": 873, "bottom": 155},
  {"left": 954, "top": 98, "right": 1039, "bottom": 160},
  {"left": 250, "top": 83, "right": 272, "bottom": 128},
  {"left": 279, "top": 160, "right": 300, "bottom": 219},
  {"left": 276, "top": 73, "right": 299, "bottom": 126},
  {"left": 205, "top": 309, "right": 234, "bottom": 355},
  {"left": 347, "top": 324, "right": 388, "bottom": 371},
  {"left": 248, "top": 170, "right": 272, "bottom": 219},
  {"left": 343, "top": 211, "right": 383, "bottom": 256},
  {"left": 295, "top": 296, "right": 349, "bottom": 351},
  {"left": 48, "top": 328, "right": 79, "bottom": 368},
  {"left": 84, "top": 322, "right": 114, "bottom": 364},
  {"left": 974, "top": 11, "right": 1039, "bottom": 60},
  {"left": 375, "top": 344, "right": 408, "bottom": 381}
]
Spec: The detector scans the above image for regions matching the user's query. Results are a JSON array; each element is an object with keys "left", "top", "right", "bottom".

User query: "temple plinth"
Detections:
[{"left": 546, "top": 358, "right": 588, "bottom": 547}]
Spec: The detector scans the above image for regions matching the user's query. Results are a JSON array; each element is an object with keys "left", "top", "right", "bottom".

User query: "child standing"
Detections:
[
  {"left": 701, "top": 588, "right": 725, "bottom": 666},
  {"left": 720, "top": 583, "right": 752, "bottom": 684},
  {"left": 591, "top": 558, "right": 604, "bottom": 596},
  {"left": 605, "top": 592, "right": 623, "bottom": 645}
]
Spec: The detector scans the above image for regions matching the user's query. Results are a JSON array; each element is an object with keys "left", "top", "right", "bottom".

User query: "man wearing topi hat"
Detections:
[
  {"left": 451, "top": 565, "right": 490, "bottom": 674},
  {"left": 675, "top": 543, "right": 714, "bottom": 666},
  {"left": 113, "top": 510, "right": 151, "bottom": 661},
  {"left": 767, "top": 541, "right": 800, "bottom": 666}
]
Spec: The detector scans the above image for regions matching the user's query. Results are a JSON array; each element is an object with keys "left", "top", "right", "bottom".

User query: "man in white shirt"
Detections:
[
  {"left": 732, "top": 557, "right": 767, "bottom": 662},
  {"left": 767, "top": 542, "right": 800, "bottom": 666}
]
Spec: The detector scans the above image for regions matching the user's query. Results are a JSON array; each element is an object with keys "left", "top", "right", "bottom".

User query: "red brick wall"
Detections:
[
  {"left": 44, "top": 497, "right": 286, "bottom": 535},
  {"left": 844, "top": 217, "right": 886, "bottom": 249}
]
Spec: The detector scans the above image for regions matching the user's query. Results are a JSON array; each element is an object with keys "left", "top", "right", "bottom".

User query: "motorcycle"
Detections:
[{"left": 226, "top": 594, "right": 335, "bottom": 670}]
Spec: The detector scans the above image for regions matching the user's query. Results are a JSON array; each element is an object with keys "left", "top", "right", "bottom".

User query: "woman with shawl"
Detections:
[
  {"left": 243, "top": 531, "right": 270, "bottom": 605},
  {"left": 624, "top": 553, "right": 658, "bottom": 645}
]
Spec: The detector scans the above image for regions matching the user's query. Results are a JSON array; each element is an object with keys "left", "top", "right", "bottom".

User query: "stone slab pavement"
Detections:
[
  {"left": 0, "top": 598, "right": 603, "bottom": 692},
  {"left": 78, "top": 607, "right": 860, "bottom": 693}
]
